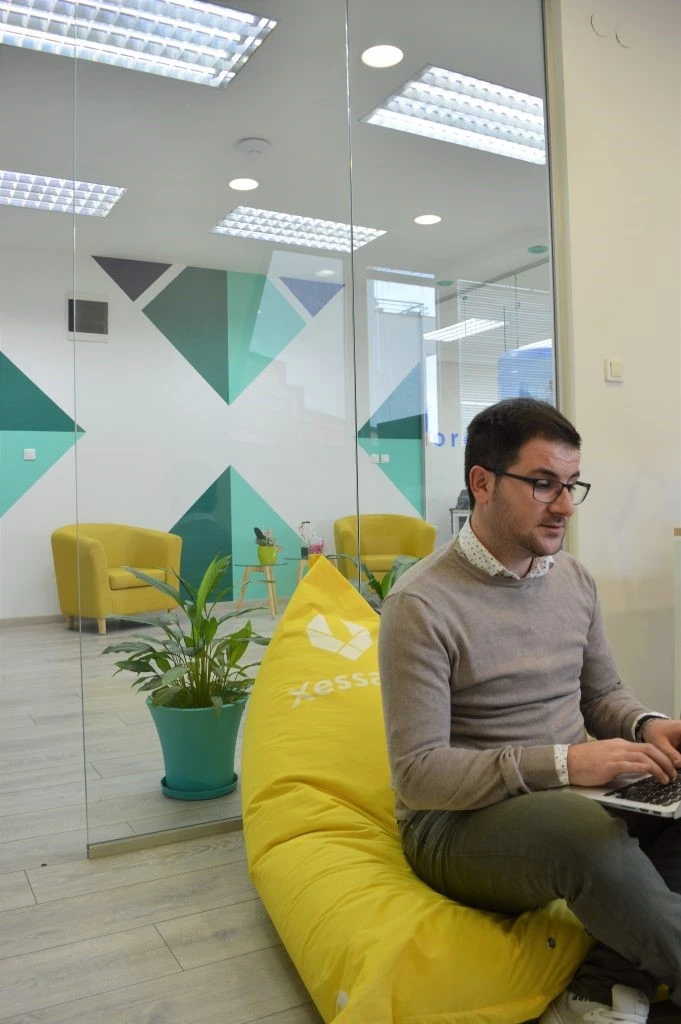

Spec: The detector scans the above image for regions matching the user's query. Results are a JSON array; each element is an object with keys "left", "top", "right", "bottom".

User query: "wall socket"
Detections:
[
  {"left": 379, "top": 453, "right": 390, "bottom": 464},
  {"left": 23, "top": 449, "right": 36, "bottom": 461}
]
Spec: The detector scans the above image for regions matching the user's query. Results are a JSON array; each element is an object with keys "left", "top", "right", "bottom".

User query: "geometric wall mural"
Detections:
[
  {"left": 226, "top": 272, "right": 306, "bottom": 402},
  {"left": 358, "top": 364, "right": 425, "bottom": 515},
  {"left": 92, "top": 256, "right": 171, "bottom": 301},
  {"left": 96, "top": 257, "right": 311, "bottom": 405},
  {"left": 279, "top": 276, "right": 343, "bottom": 316},
  {"left": 171, "top": 464, "right": 301, "bottom": 600},
  {"left": 0, "top": 352, "right": 84, "bottom": 516},
  {"left": 170, "top": 465, "right": 233, "bottom": 598}
]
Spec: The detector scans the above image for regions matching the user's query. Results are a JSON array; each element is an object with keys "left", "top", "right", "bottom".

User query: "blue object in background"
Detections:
[{"left": 498, "top": 340, "right": 554, "bottom": 403}]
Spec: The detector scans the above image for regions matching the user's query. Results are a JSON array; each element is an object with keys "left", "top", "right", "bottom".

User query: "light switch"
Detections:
[
  {"left": 370, "top": 453, "right": 380, "bottom": 464},
  {"left": 380, "top": 453, "right": 390, "bottom": 464},
  {"left": 23, "top": 448, "right": 36, "bottom": 461},
  {"left": 604, "top": 358, "right": 623, "bottom": 383}
]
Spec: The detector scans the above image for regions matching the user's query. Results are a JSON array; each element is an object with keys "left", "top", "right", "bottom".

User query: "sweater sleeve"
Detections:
[
  {"left": 379, "top": 590, "right": 560, "bottom": 811},
  {"left": 577, "top": 572, "right": 651, "bottom": 738}
]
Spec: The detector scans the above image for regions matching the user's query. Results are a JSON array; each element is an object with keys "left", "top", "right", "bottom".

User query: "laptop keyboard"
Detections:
[{"left": 605, "top": 775, "right": 681, "bottom": 807}]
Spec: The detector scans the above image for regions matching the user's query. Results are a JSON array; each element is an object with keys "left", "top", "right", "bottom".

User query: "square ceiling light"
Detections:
[
  {"left": 212, "top": 206, "right": 386, "bottom": 253},
  {"left": 0, "top": 0, "right": 277, "bottom": 87},
  {"left": 0, "top": 169, "right": 125, "bottom": 215},
  {"left": 423, "top": 318, "right": 504, "bottom": 342},
  {"left": 363, "top": 66, "right": 545, "bottom": 165}
]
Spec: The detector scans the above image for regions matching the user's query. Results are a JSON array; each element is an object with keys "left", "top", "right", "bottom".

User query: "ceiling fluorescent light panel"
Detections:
[
  {"left": 424, "top": 318, "right": 504, "bottom": 343},
  {"left": 0, "top": 170, "right": 125, "bottom": 216},
  {"left": 212, "top": 206, "right": 386, "bottom": 253},
  {"left": 363, "top": 66, "right": 545, "bottom": 164},
  {"left": 0, "top": 0, "right": 277, "bottom": 87}
]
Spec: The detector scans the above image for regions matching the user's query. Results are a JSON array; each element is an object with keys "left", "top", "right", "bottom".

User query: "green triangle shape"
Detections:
[
  {"left": 0, "top": 430, "right": 82, "bottom": 516},
  {"left": 358, "top": 365, "right": 423, "bottom": 440},
  {"left": 229, "top": 467, "right": 301, "bottom": 601},
  {"left": 227, "top": 273, "right": 305, "bottom": 402},
  {"left": 0, "top": 353, "right": 82, "bottom": 431},
  {"left": 144, "top": 267, "right": 229, "bottom": 403},
  {"left": 170, "top": 468, "right": 233, "bottom": 596},
  {"left": 358, "top": 436, "right": 424, "bottom": 516}
]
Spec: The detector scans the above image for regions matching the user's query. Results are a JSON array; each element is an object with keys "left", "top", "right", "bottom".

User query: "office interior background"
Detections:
[{"left": 0, "top": 0, "right": 680, "bottom": 853}]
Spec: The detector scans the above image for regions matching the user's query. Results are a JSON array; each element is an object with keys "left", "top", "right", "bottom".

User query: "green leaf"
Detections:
[{"left": 120, "top": 566, "right": 181, "bottom": 605}]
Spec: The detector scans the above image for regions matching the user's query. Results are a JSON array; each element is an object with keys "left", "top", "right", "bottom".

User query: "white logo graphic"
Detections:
[{"left": 306, "top": 613, "right": 373, "bottom": 662}]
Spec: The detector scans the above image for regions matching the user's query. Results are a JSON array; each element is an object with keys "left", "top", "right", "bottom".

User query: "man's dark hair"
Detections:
[{"left": 464, "top": 398, "right": 581, "bottom": 507}]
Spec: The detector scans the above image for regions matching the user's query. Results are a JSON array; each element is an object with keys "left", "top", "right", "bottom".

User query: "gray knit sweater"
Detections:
[{"left": 379, "top": 539, "right": 650, "bottom": 820}]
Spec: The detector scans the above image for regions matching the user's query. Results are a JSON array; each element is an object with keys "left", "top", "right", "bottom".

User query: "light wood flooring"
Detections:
[{"left": 0, "top": 610, "right": 323, "bottom": 1021}]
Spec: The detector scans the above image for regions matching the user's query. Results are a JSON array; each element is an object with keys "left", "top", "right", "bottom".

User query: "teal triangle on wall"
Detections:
[
  {"left": 171, "top": 468, "right": 233, "bottom": 597},
  {"left": 228, "top": 467, "right": 301, "bottom": 601},
  {"left": 0, "top": 430, "right": 82, "bottom": 516},
  {"left": 144, "top": 267, "right": 229, "bottom": 403},
  {"left": 227, "top": 273, "right": 305, "bottom": 402},
  {"left": 357, "top": 436, "right": 425, "bottom": 516},
  {"left": 0, "top": 353, "right": 82, "bottom": 432},
  {"left": 358, "top": 365, "right": 424, "bottom": 441}
]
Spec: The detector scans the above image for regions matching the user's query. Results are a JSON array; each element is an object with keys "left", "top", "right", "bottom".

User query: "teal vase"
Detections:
[{"left": 147, "top": 697, "right": 246, "bottom": 800}]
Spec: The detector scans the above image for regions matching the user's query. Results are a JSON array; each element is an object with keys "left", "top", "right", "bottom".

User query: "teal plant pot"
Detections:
[
  {"left": 146, "top": 697, "right": 246, "bottom": 800},
  {"left": 257, "top": 545, "right": 278, "bottom": 566}
]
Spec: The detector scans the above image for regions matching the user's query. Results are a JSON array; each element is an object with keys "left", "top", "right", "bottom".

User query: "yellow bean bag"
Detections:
[{"left": 241, "top": 557, "right": 591, "bottom": 1024}]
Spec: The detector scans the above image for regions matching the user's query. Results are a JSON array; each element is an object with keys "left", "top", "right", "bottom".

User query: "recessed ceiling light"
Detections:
[
  {"left": 0, "top": 0, "right": 277, "bottom": 88},
  {"left": 369, "top": 265, "right": 436, "bottom": 279},
  {"left": 315, "top": 269, "right": 336, "bottom": 277},
  {"left": 212, "top": 206, "right": 385, "bottom": 253},
  {"left": 423, "top": 318, "right": 504, "bottom": 342},
  {"left": 228, "top": 178, "right": 259, "bottom": 191},
  {"left": 363, "top": 65, "right": 545, "bottom": 164},
  {"left": 361, "top": 44, "right": 404, "bottom": 69},
  {"left": 0, "top": 169, "right": 125, "bottom": 216},
  {"left": 414, "top": 214, "right": 441, "bottom": 225}
]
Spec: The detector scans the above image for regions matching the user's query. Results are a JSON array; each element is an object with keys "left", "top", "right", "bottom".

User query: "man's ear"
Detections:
[{"left": 469, "top": 465, "right": 493, "bottom": 507}]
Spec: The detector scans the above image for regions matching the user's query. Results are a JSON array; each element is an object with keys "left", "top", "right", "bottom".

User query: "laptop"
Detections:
[{"left": 569, "top": 773, "right": 681, "bottom": 819}]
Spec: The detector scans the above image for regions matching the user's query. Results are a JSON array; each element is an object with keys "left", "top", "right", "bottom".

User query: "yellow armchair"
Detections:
[
  {"left": 51, "top": 523, "right": 182, "bottom": 634},
  {"left": 333, "top": 513, "right": 437, "bottom": 581}
]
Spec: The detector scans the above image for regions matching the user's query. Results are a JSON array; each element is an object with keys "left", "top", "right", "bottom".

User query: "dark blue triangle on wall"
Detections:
[
  {"left": 93, "top": 256, "right": 172, "bottom": 301},
  {"left": 279, "top": 276, "right": 344, "bottom": 317}
]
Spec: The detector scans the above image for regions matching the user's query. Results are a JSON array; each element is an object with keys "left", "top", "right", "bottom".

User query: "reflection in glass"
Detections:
[{"left": 0, "top": 0, "right": 556, "bottom": 855}]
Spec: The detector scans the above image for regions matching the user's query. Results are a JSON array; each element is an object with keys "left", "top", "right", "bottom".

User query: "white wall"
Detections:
[{"left": 547, "top": 0, "right": 681, "bottom": 712}]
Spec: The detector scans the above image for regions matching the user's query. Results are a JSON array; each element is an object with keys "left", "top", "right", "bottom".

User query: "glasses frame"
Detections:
[{"left": 482, "top": 467, "right": 591, "bottom": 505}]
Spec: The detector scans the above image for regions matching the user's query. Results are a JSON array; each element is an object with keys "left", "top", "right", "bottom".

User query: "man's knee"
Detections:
[{"left": 526, "top": 793, "right": 633, "bottom": 889}]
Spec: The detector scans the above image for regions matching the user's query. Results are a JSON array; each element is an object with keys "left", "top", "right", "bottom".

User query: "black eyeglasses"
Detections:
[{"left": 482, "top": 467, "right": 591, "bottom": 505}]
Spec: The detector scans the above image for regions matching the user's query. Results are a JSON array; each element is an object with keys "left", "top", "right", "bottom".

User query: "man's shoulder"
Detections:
[
  {"left": 388, "top": 540, "right": 469, "bottom": 599},
  {"left": 551, "top": 549, "right": 597, "bottom": 590}
]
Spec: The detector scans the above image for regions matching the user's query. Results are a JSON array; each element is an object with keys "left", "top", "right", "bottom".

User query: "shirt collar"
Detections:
[{"left": 457, "top": 516, "right": 555, "bottom": 580}]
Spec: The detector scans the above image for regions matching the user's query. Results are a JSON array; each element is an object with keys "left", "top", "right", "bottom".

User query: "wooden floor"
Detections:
[{"left": 0, "top": 611, "right": 323, "bottom": 1022}]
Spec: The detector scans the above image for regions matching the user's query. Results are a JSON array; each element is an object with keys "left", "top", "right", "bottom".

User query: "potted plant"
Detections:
[
  {"left": 254, "top": 527, "right": 283, "bottom": 566},
  {"left": 101, "top": 554, "right": 269, "bottom": 801},
  {"left": 357, "top": 555, "right": 421, "bottom": 612}
]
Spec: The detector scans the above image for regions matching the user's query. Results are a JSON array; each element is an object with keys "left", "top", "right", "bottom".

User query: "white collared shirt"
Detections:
[{"left": 457, "top": 516, "right": 554, "bottom": 580}]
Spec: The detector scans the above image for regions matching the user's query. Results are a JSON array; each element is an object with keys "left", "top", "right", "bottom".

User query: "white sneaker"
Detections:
[{"left": 539, "top": 984, "right": 649, "bottom": 1024}]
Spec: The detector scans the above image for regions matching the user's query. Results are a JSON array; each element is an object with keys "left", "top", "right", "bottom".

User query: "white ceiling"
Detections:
[{"left": 0, "top": 0, "right": 552, "bottom": 295}]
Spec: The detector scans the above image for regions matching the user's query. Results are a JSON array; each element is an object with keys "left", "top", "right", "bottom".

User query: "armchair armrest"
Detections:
[{"left": 51, "top": 529, "right": 111, "bottom": 618}]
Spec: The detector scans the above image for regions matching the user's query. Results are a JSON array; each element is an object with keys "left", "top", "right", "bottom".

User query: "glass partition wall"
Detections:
[{"left": 0, "top": 0, "right": 555, "bottom": 855}]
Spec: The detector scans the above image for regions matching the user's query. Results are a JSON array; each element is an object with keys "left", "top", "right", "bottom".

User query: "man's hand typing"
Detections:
[
  {"left": 639, "top": 718, "right": 681, "bottom": 770},
  {"left": 566, "top": 737, "right": 679, "bottom": 787}
]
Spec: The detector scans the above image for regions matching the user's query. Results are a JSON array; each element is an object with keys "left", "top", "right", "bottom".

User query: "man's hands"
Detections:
[
  {"left": 567, "top": 725, "right": 681, "bottom": 788},
  {"left": 640, "top": 717, "right": 681, "bottom": 768}
]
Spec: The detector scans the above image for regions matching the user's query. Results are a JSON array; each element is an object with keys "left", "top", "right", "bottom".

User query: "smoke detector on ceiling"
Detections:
[{"left": 236, "top": 138, "right": 271, "bottom": 158}]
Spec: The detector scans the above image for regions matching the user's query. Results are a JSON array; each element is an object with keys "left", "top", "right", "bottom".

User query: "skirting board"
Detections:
[
  {"left": 88, "top": 815, "right": 244, "bottom": 858},
  {"left": 0, "top": 614, "right": 64, "bottom": 626}
]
